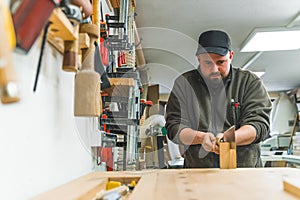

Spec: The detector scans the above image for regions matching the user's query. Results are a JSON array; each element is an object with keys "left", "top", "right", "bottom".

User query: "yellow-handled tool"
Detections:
[{"left": 0, "top": 1, "right": 20, "bottom": 104}]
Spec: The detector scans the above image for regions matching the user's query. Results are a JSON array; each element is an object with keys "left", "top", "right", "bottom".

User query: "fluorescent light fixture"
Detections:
[
  {"left": 253, "top": 71, "right": 265, "bottom": 78},
  {"left": 240, "top": 27, "right": 300, "bottom": 52}
]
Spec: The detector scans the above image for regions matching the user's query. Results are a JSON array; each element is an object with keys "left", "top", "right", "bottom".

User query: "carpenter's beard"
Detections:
[
  {"left": 205, "top": 73, "right": 223, "bottom": 89},
  {"left": 198, "top": 67, "right": 225, "bottom": 89}
]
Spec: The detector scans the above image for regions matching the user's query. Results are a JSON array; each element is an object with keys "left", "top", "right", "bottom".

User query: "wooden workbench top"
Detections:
[{"left": 32, "top": 168, "right": 300, "bottom": 200}]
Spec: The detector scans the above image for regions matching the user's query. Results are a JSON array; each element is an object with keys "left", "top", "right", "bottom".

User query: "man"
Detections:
[{"left": 165, "top": 30, "right": 271, "bottom": 168}]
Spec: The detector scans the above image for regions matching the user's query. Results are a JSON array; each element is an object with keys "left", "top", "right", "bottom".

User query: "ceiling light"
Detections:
[
  {"left": 252, "top": 71, "right": 265, "bottom": 78},
  {"left": 240, "top": 27, "right": 300, "bottom": 52}
]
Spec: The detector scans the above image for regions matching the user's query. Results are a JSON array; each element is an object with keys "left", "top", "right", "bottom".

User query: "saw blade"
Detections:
[{"left": 223, "top": 125, "right": 235, "bottom": 142}]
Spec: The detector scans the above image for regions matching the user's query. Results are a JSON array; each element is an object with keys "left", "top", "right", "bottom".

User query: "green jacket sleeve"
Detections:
[
  {"left": 238, "top": 73, "right": 272, "bottom": 143},
  {"left": 165, "top": 75, "right": 192, "bottom": 145}
]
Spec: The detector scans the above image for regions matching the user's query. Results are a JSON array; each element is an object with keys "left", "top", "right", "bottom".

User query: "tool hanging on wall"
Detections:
[
  {"left": 33, "top": 22, "right": 51, "bottom": 92},
  {"left": 104, "top": 0, "right": 131, "bottom": 73},
  {"left": 123, "top": 0, "right": 135, "bottom": 68},
  {"left": 119, "top": 0, "right": 129, "bottom": 40},
  {"left": 74, "top": 0, "right": 102, "bottom": 117},
  {"left": 117, "top": 51, "right": 126, "bottom": 67},
  {"left": 61, "top": 2, "right": 82, "bottom": 72},
  {"left": 94, "top": 42, "right": 111, "bottom": 90},
  {"left": 93, "top": 0, "right": 109, "bottom": 81},
  {"left": 70, "top": 0, "right": 93, "bottom": 18},
  {"left": 74, "top": 23, "right": 101, "bottom": 116},
  {"left": 99, "top": 1, "right": 109, "bottom": 67},
  {"left": 0, "top": 1, "right": 20, "bottom": 103},
  {"left": 12, "top": 0, "right": 62, "bottom": 53},
  {"left": 92, "top": 0, "right": 101, "bottom": 43},
  {"left": 100, "top": 1, "right": 108, "bottom": 39}
]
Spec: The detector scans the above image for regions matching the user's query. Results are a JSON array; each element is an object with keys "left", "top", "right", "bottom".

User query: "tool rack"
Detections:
[
  {"left": 100, "top": 68, "right": 142, "bottom": 171},
  {"left": 97, "top": 0, "right": 141, "bottom": 171}
]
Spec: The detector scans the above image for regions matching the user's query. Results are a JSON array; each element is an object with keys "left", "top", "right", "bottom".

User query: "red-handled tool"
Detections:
[
  {"left": 140, "top": 99, "right": 153, "bottom": 118},
  {"left": 12, "top": 0, "right": 62, "bottom": 52}
]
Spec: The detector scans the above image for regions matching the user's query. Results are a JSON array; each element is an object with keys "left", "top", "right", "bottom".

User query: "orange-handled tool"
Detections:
[{"left": 0, "top": 1, "right": 20, "bottom": 104}]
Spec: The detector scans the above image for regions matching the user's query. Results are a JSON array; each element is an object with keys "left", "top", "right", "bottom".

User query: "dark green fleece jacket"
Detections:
[{"left": 165, "top": 66, "right": 272, "bottom": 168}]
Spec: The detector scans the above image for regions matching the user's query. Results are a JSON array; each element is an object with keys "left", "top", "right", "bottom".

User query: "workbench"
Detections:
[
  {"left": 261, "top": 155, "right": 300, "bottom": 167},
  {"left": 32, "top": 168, "right": 300, "bottom": 200}
]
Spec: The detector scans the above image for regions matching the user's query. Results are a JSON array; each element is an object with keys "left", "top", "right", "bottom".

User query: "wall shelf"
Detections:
[{"left": 47, "top": 8, "right": 79, "bottom": 54}]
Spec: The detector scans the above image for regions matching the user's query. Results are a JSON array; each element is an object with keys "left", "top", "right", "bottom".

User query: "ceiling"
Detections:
[{"left": 135, "top": 0, "right": 300, "bottom": 93}]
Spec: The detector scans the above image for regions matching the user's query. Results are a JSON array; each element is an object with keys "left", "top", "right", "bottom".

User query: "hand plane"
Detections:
[{"left": 217, "top": 125, "right": 237, "bottom": 169}]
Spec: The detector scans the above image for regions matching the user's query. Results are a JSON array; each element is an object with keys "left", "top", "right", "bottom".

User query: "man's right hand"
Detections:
[{"left": 211, "top": 133, "right": 223, "bottom": 154}]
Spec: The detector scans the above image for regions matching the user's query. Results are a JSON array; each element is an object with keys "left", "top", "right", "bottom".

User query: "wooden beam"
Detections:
[
  {"left": 47, "top": 32, "right": 64, "bottom": 54},
  {"left": 283, "top": 177, "right": 300, "bottom": 198},
  {"left": 47, "top": 8, "right": 80, "bottom": 54},
  {"left": 48, "top": 8, "right": 77, "bottom": 41}
]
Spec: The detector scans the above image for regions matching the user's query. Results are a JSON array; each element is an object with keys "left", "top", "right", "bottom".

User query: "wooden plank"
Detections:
[
  {"left": 130, "top": 168, "right": 300, "bottom": 200},
  {"left": 48, "top": 8, "right": 77, "bottom": 41},
  {"left": 31, "top": 173, "right": 108, "bottom": 200},
  {"left": 109, "top": 78, "right": 135, "bottom": 87},
  {"left": 102, "top": 78, "right": 135, "bottom": 97},
  {"left": 31, "top": 172, "right": 142, "bottom": 200},
  {"left": 31, "top": 168, "right": 300, "bottom": 200},
  {"left": 229, "top": 149, "right": 237, "bottom": 168},
  {"left": 284, "top": 177, "right": 300, "bottom": 198},
  {"left": 47, "top": 8, "right": 80, "bottom": 54},
  {"left": 219, "top": 142, "right": 230, "bottom": 169},
  {"left": 47, "top": 32, "right": 64, "bottom": 54},
  {"left": 128, "top": 171, "right": 158, "bottom": 200}
]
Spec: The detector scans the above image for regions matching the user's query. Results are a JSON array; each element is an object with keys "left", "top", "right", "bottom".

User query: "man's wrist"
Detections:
[
  {"left": 179, "top": 128, "right": 205, "bottom": 145},
  {"left": 195, "top": 130, "right": 205, "bottom": 144}
]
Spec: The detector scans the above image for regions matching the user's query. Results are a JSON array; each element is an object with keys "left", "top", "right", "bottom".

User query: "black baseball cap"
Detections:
[{"left": 195, "top": 30, "right": 231, "bottom": 56}]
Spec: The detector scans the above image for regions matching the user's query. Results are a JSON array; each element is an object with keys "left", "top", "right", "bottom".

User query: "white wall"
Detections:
[
  {"left": 0, "top": 2, "right": 115, "bottom": 199},
  {"left": 0, "top": 29, "right": 95, "bottom": 200}
]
